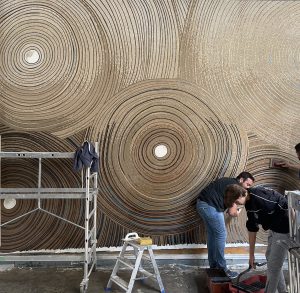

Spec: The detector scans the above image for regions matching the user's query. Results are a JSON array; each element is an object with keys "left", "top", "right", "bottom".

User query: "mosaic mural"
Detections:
[{"left": 0, "top": 0, "right": 299, "bottom": 251}]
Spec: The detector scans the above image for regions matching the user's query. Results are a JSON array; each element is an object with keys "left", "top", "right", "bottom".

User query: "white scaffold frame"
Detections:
[
  {"left": 0, "top": 144, "right": 98, "bottom": 293},
  {"left": 281, "top": 190, "right": 300, "bottom": 293}
]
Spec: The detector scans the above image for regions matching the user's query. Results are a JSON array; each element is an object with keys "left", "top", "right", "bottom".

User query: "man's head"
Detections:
[
  {"left": 295, "top": 143, "right": 300, "bottom": 160},
  {"left": 236, "top": 171, "right": 255, "bottom": 189},
  {"left": 224, "top": 184, "right": 248, "bottom": 208}
]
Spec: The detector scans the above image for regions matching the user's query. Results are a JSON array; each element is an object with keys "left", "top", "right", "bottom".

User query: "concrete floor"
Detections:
[
  {"left": 0, "top": 263, "right": 286, "bottom": 293},
  {"left": 0, "top": 265, "right": 212, "bottom": 293},
  {"left": 0, "top": 244, "right": 271, "bottom": 292}
]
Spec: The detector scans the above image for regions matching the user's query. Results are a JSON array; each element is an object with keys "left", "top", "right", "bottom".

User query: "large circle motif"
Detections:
[
  {"left": 90, "top": 80, "right": 249, "bottom": 234},
  {"left": 0, "top": 125, "right": 84, "bottom": 252},
  {"left": 0, "top": 0, "right": 111, "bottom": 136},
  {"left": 180, "top": 1, "right": 300, "bottom": 149}
]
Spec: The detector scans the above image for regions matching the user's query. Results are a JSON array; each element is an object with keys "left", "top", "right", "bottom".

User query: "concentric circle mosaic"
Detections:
[
  {"left": 89, "top": 80, "right": 248, "bottom": 234},
  {"left": 0, "top": 0, "right": 112, "bottom": 136},
  {"left": 0, "top": 124, "right": 85, "bottom": 252},
  {"left": 180, "top": 1, "right": 300, "bottom": 150}
]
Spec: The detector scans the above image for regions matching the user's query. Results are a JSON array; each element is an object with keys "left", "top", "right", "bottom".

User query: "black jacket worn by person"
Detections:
[
  {"left": 245, "top": 186, "right": 289, "bottom": 234},
  {"left": 197, "top": 177, "right": 238, "bottom": 212}
]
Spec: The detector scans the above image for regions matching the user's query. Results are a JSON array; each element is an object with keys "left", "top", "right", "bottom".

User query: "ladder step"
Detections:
[
  {"left": 89, "top": 173, "right": 97, "bottom": 179},
  {"left": 117, "top": 258, "right": 155, "bottom": 279},
  {"left": 88, "top": 208, "right": 96, "bottom": 219},
  {"left": 87, "top": 229, "right": 96, "bottom": 240},
  {"left": 111, "top": 275, "right": 129, "bottom": 291},
  {"left": 138, "top": 268, "right": 155, "bottom": 279},
  {"left": 142, "top": 254, "right": 151, "bottom": 261},
  {"left": 118, "top": 257, "right": 134, "bottom": 269},
  {"left": 106, "top": 235, "right": 164, "bottom": 293},
  {"left": 87, "top": 246, "right": 96, "bottom": 257}
]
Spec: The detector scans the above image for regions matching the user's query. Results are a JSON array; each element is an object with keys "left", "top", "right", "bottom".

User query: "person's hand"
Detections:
[
  {"left": 273, "top": 161, "right": 289, "bottom": 168},
  {"left": 273, "top": 160, "right": 300, "bottom": 171},
  {"left": 227, "top": 203, "right": 243, "bottom": 217},
  {"left": 227, "top": 203, "right": 237, "bottom": 217}
]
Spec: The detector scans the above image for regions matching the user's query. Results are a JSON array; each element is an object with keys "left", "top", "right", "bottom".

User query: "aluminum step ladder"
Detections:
[{"left": 105, "top": 233, "right": 165, "bottom": 293}]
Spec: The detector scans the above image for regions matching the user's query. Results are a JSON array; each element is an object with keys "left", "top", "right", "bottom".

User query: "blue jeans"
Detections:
[{"left": 196, "top": 199, "right": 227, "bottom": 269}]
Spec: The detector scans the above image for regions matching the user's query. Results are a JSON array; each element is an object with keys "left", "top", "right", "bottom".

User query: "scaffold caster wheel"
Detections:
[{"left": 80, "top": 283, "right": 87, "bottom": 293}]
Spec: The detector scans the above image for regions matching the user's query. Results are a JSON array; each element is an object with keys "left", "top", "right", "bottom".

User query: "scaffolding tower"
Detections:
[
  {"left": 0, "top": 146, "right": 98, "bottom": 293},
  {"left": 280, "top": 191, "right": 300, "bottom": 293}
]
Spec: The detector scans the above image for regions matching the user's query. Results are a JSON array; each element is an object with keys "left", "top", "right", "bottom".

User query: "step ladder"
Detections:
[{"left": 105, "top": 233, "right": 165, "bottom": 293}]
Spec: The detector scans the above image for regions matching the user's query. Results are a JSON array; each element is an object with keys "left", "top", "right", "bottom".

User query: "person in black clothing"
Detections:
[
  {"left": 196, "top": 172, "right": 255, "bottom": 279},
  {"left": 246, "top": 186, "right": 289, "bottom": 293}
]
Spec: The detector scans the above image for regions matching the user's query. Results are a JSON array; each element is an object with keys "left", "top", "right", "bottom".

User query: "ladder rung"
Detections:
[
  {"left": 111, "top": 275, "right": 129, "bottom": 291},
  {"left": 142, "top": 254, "right": 151, "bottom": 261},
  {"left": 117, "top": 257, "right": 155, "bottom": 279},
  {"left": 137, "top": 268, "right": 155, "bottom": 279},
  {"left": 88, "top": 243, "right": 96, "bottom": 254},
  {"left": 87, "top": 190, "right": 97, "bottom": 196},
  {"left": 118, "top": 257, "right": 134, "bottom": 269},
  {"left": 89, "top": 173, "right": 97, "bottom": 179},
  {"left": 88, "top": 226, "right": 95, "bottom": 240},
  {"left": 88, "top": 208, "right": 95, "bottom": 219}
]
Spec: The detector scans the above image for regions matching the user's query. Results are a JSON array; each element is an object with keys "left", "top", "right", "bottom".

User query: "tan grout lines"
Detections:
[
  {"left": 170, "top": 0, "right": 190, "bottom": 38},
  {"left": 180, "top": 1, "right": 300, "bottom": 150},
  {"left": 1, "top": 0, "right": 299, "bottom": 248},
  {"left": 0, "top": 124, "right": 86, "bottom": 252},
  {"left": 87, "top": 80, "right": 248, "bottom": 243},
  {"left": 87, "top": 0, "right": 179, "bottom": 89},
  {"left": 0, "top": 0, "right": 113, "bottom": 137}
]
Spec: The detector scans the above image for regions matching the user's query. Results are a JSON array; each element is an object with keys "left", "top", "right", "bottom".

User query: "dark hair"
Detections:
[
  {"left": 224, "top": 184, "right": 247, "bottom": 208},
  {"left": 236, "top": 171, "right": 255, "bottom": 182},
  {"left": 295, "top": 143, "right": 300, "bottom": 153}
]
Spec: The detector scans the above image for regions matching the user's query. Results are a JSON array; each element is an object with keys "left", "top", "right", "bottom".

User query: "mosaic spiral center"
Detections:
[
  {"left": 24, "top": 49, "right": 40, "bottom": 64},
  {"left": 154, "top": 144, "right": 168, "bottom": 158}
]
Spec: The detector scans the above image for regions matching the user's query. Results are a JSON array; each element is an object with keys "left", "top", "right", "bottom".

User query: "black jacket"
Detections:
[
  {"left": 198, "top": 177, "right": 238, "bottom": 212},
  {"left": 73, "top": 141, "right": 99, "bottom": 173},
  {"left": 245, "top": 186, "right": 289, "bottom": 234}
]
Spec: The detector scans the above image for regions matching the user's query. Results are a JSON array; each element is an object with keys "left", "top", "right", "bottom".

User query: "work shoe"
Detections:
[{"left": 224, "top": 269, "right": 238, "bottom": 279}]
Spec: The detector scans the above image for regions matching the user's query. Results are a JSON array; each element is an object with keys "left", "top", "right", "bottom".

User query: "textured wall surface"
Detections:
[{"left": 0, "top": 0, "right": 300, "bottom": 251}]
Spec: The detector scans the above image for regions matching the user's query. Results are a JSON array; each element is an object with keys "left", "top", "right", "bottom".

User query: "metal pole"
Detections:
[
  {"left": 38, "top": 158, "right": 42, "bottom": 209},
  {"left": 93, "top": 142, "right": 99, "bottom": 268},
  {"left": 296, "top": 257, "right": 300, "bottom": 293},
  {"left": 288, "top": 192, "right": 294, "bottom": 293},
  {"left": 84, "top": 167, "right": 90, "bottom": 288},
  {"left": 296, "top": 205, "right": 300, "bottom": 293},
  {"left": 0, "top": 135, "right": 1, "bottom": 246}
]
